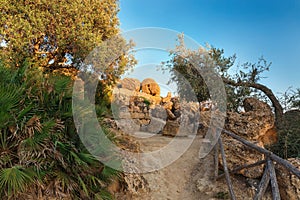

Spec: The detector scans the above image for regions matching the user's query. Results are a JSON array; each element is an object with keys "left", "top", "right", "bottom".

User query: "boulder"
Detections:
[
  {"left": 163, "top": 101, "right": 173, "bottom": 110},
  {"left": 149, "top": 105, "right": 167, "bottom": 120},
  {"left": 162, "top": 101, "right": 200, "bottom": 137},
  {"left": 140, "top": 117, "right": 166, "bottom": 134},
  {"left": 178, "top": 108, "right": 199, "bottom": 136},
  {"left": 220, "top": 98, "right": 276, "bottom": 178},
  {"left": 120, "top": 78, "right": 141, "bottom": 92},
  {"left": 276, "top": 158, "right": 300, "bottom": 200},
  {"left": 141, "top": 78, "right": 160, "bottom": 97},
  {"left": 162, "top": 120, "right": 180, "bottom": 137},
  {"left": 115, "top": 119, "right": 140, "bottom": 133},
  {"left": 166, "top": 109, "right": 177, "bottom": 120},
  {"left": 112, "top": 88, "right": 135, "bottom": 106},
  {"left": 225, "top": 97, "right": 275, "bottom": 146},
  {"left": 162, "top": 92, "right": 172, "bottom": 103}
]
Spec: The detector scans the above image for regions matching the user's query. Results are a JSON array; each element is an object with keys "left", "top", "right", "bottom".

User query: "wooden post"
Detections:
[
  {"left": 222, "top": 129, "right": 300, "bottom": 179},
  {"left": 218, "top": 137, "right": 236, "bottom": 200},
  {"left": 214, "top": 144, "right": 219, "bottom": 181},
  {"left": 217, "top": 159, "right": 267, "bottom": 180},
  {"left": 254, "top": 163, "right": 270, "bottom": 200},
  {"left": 267, "top": 158, "right": 280, "bottom": 200}
]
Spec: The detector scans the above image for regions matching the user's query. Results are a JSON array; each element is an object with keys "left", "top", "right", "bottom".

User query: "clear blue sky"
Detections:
[{"left": 118, "top": 0, "right": 300, "bottom": 95}]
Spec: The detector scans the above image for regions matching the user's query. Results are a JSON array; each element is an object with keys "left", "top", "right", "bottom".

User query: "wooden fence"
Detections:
[{"left": 215, "top": 128, "right": 300, "bottom": 200}]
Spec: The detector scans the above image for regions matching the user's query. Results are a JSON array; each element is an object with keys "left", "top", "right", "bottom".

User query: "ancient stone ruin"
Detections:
[
  {"left": 111, "top": 77, "right": 300, "bottom": 199},
  {"left": 112, "top": 78, "right": 199, "bottom": 136}
]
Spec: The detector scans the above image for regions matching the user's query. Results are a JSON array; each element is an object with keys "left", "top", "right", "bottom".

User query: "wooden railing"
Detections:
[{"left": 215, "top": 128, "right": 300, "bottom": 200}]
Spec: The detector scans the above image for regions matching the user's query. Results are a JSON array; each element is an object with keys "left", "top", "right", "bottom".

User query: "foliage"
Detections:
[
  {"left": 0, "top": 61, "right": 119, "bottom": 199},
  {"left": 278, "top": 87, "right": 300, "bottom": 111},
  {"left": 270, "top": 110, "right": 300, "bottom": 158},
  {"left": 162, "top": 35, "right": 271, "bottom": 111},
  {"left": 290, "top": 88, "right": 300, "bottom": 109},
  {"left": 0, "top": 0, "right": 136, "bottom": 117},
  {"left": 162, "top": 35, "right": 216, "bottom": 102},
  {"left": 0, "top": 0, "right": 120, "bottom": 70}
]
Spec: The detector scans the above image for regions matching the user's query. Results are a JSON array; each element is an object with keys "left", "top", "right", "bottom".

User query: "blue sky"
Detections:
[{"left": 118, "top": 0, "right": 300, "bottom": 95}]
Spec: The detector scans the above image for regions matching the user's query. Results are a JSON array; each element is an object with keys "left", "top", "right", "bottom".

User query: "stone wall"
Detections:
[{"left": 113, "top": 78, "right": 200, "bottom": 136}]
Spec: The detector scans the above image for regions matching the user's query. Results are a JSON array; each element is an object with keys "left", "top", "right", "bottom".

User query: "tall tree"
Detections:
[
  {"left": 163, "top": 35, "right": 284, "bottom": 127},
  {"left": 0, "top": 0, "right": 132, "bottom": 74}
]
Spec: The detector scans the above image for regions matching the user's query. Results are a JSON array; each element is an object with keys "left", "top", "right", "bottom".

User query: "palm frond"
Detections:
[{"left": 0, "top": 166, "right": 34, "bottom": 197}]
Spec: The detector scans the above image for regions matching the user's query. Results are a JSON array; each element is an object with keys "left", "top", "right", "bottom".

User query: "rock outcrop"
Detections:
[
  {"left": 113, "top": 78, "right": 200, "bottom": 136},
  {"left": 162, "top": 99, "right": 199, "bottom": 137},
  {"left": 276, "top": 158, "right": 300, "bottom": 200},
  {"left": 220, "top": 97, "right": 277, "bottom": 178},
  {"left": 120, "top": 78, "right": 141, "bottom": 92},
  {"left": 141, "top": 78, "right": 160, "bottom": 97},
  {"left": 113, "top": 78, "right": 166, "bottom": 134}
]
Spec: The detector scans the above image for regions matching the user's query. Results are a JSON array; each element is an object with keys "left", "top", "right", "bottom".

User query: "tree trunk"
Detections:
[{"left": 223, "top": 78, "right": 284, "bottom": 128}]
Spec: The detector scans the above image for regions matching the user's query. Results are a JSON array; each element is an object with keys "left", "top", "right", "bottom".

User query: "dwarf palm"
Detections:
[{"left": 0, "top": 61, "right": 120, "bottom": 199}]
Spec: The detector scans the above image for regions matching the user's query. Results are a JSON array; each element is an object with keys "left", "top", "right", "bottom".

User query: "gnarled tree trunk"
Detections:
[{"left": 223, "top": 78, "right": 284, "bottom": 128}]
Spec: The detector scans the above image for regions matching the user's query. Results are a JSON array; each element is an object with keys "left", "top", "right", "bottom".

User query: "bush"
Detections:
[
  {"left": 270, "top": 110, "right": 300, "bottom": 159},
  {"left": 0, "top": 61, "right": 119, "bottom": 199}
]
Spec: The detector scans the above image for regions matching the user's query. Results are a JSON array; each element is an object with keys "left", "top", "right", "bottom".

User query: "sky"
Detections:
[{"left": 117, "top": 0, "right": 300, "bottom": 96}]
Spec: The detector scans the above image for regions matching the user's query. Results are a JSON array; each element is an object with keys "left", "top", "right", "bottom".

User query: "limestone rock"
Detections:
[
  {"left": 179, "top": 108, "right": 199, "bottom": 136},
  {"left": 141, "top": 78, "right": 160, "bottom": 97},
  {"left": 116, "top": 119, "right": 141, "bottom": 133},
  {"left": 141, "top": 117, "right": 166, "bottom": 134},
  {"left": 163, "top": 101, "right": 173, "bottom": 110},
  {"left": 243, "top": 97, "right": 272, "bottom": 112},
  {"left": 150, "top": 105, "right": 167, "bottom": 120},
  {"left": 120, "top": 78, "right": 141, "bottom": 92},
  {"left": 220, "top": 134, "right": 265, "bottom": 178},
  {"left": 161, "top": 101, "right": 200, "bottom": 137},
  {"left": 112, "top": 88, "right": 135, "bottom": 106},
  {"left": 276, "top": 158, "right": 300, "bottom": 200},
  {"left": 162, "top": 92, "right": 172, "bottom": 103},
  {"left": 135, "top": 92, "right": 161, "bottom": 105},
  {"left": 225, "top": 97, "right": 275, "bottom": 145},
  {"left": 166, "top": 109, "right": 177, "bottom": 120},
  {"left": 220, "top": 98, "right": 276, "bottom": 178},
  {"left": 162, "top": 120, "right": 180, "bottom": 137}
]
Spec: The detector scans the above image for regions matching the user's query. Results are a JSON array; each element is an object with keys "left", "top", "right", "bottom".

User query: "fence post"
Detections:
[
  {"left": 254, "top": 159, "right": 270, "bottom": 200},
  {"left": 267, "top": 158, "right": 281, "bottom": 200},
  {"left": 218, "top": 137, "right": 236, "bottom": 200},
  {"left": 214, "top": 144, "right": 219, "bottom": 181}
]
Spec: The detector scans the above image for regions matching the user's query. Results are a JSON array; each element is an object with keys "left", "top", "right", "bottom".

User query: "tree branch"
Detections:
[{"left": 223, "top": 78, "right": 283, "bottom": 127}]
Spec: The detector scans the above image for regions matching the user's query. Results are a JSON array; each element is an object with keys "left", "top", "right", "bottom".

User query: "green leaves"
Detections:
[
  {"left": 0, "top": 166, "right": 34, "bottom": 198},
  {"left": 0, "top": 62, "right": 119, "bottom": 199},
  {"left": 0, "top": 0, "right": 122, "bottom": 72}
]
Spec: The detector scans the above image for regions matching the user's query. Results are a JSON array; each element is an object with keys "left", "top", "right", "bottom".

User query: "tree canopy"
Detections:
[
  {"left": 0, "top": 0, "right": 129, "bottom": 73},
  {"left": 162, "top": 35, "right": 283, "bottom": 124}
]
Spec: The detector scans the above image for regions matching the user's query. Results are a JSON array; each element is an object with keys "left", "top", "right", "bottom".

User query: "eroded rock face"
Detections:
[
  {"left": 162, "top": 100, "right": 200, "bottom": 137},
  {"left": 276, "top": 158, "right": 300, "bottom": 200},
  {"left": 221, "top": 97, "right": 276, "bottom": 178},
  {"left": 120, "top": 78, "right": 141, "bottom": 92},
  {"left": 225, "top": 97, "right": 276, "bottom": 146},
  {"left": 141, "top": 78, "right": 160, "bottom": 97}
]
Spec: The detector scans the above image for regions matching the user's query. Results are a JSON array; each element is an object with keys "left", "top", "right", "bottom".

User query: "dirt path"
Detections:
[
  {"left": 120, "top": 132, "right": 217, "bottom": 200},
  {"left": 116, "top": 131, "right": 274, "bottom": 200}
]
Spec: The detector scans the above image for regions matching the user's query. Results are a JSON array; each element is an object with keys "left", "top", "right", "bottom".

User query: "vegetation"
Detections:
[
  {"left": 270, "top": 89, "right": 300, "bottom": 158},
  {"left": 0, "top": 0, "right": 133, "bottom": 199},
  {"left": 0, "top": 0, "right": 135, "bottom": 107},
  {"left": 0, "top": 1, "right": 299, "bottom": 198},
  {"left": 0, "top": 62, "right": 119, "bottom": 199},
  {"left": 163, "top": 34, "right": 300, "bottom": 159},
  {"left": 163, "top": 35, "right": 279, "bottom": 114},
  {"left": 0, "top": 0, "right": 120, "bottom": 70}
]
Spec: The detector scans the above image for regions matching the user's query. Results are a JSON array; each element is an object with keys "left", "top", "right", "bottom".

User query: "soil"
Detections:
[{"left": 115, "top": 131, "right": 273, "bottom": 200}]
